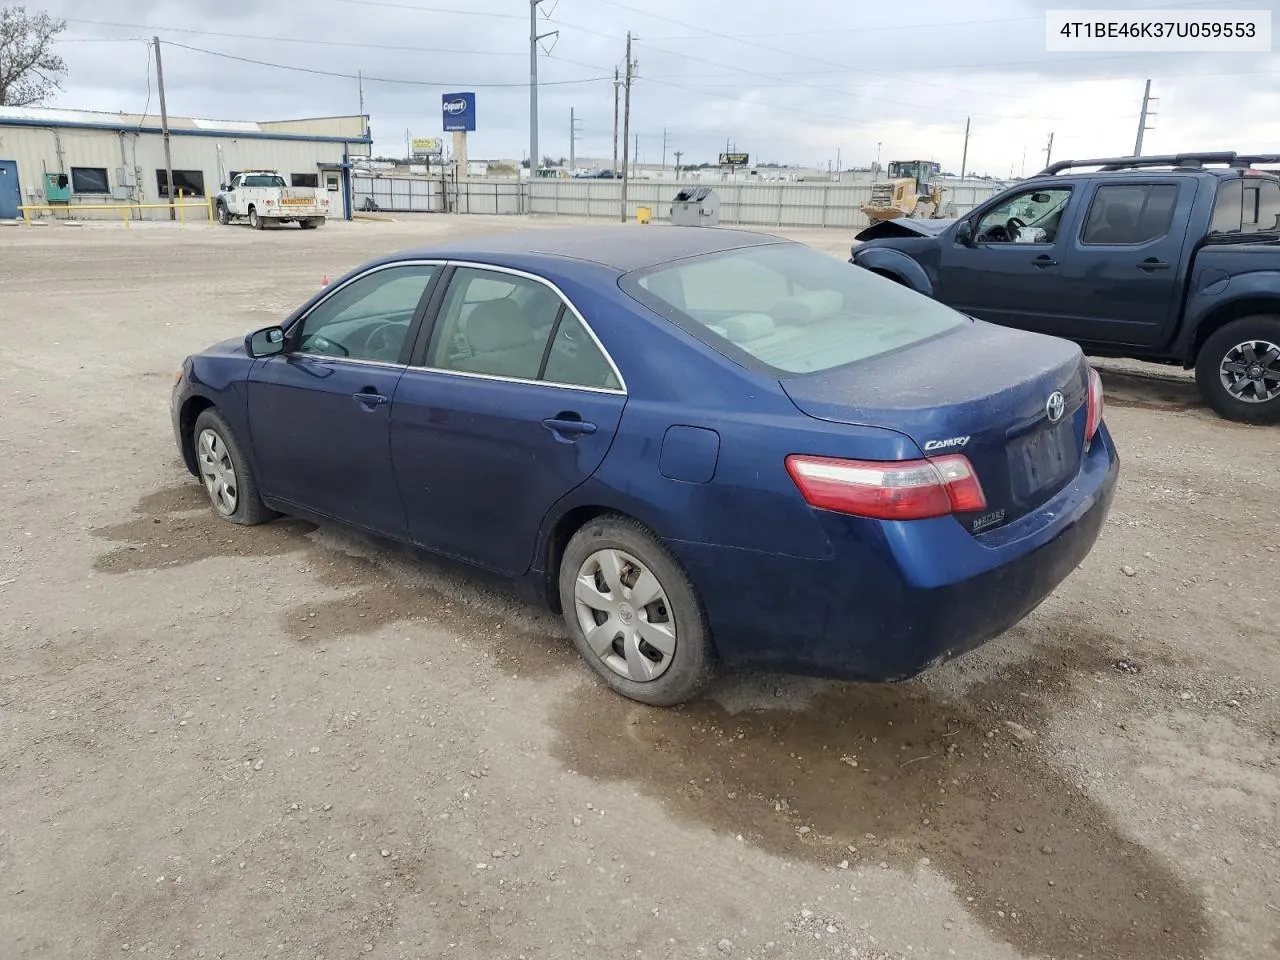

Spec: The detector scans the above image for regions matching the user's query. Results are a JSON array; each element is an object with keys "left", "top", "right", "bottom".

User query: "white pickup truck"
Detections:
[{"left": 214, "top": 170, "right": 330, "bottom": 229}]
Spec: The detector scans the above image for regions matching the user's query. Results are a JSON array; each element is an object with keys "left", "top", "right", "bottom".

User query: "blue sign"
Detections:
[{"left": 442, "top": 92, "right": 476, "bottom": 132}]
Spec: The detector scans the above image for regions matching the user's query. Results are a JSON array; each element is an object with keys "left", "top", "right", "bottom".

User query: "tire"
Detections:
[
  {"left": 216, "top": 202, "right": 230, "bottom": 225},
  {"left": 1194, "top": 315, "right": 1280, "bottom": 425},
  {"left": 249, "top": 207, "right": 262, "bottom": 230},
  {"left": 558, "top": 515, "right": 715, "bottom": 706},
  {"left": 300, "top": 218, "right": 320, "bottom": 230},
  {"left": 192, "top": 409, "right": 277, "bottom": 526}
]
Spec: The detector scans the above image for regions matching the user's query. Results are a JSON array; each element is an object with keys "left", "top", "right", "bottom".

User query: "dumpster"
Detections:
[{"left": 670, "top": 186, "right": 720, "bottom": 227}]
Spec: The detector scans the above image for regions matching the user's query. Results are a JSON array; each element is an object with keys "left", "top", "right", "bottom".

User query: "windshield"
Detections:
[
  {"left": 242, "top": 174, "right": 287, "bottom": 188},
  {"left": 619, "top": 242, "right": 965, "bottom": 375}
]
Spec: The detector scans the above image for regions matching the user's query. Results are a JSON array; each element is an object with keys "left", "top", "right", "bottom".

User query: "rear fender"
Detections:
[
  {"left": 850, "top": 247, "right": 934, "bottom": 296},
  {"left": 1179, "top": 270, "right": 1280, "bottom": 362}
]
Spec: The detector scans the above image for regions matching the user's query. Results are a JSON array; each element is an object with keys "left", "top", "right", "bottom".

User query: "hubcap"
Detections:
[
  {"left": 1220, "top": 339, "right": 1280, "bottom": 403},
  {"left": 196, "top": 428, "right": 239, "bottom": 516},
  {"left": 573, "top": 549, "right": 676, "bottom": 683}
]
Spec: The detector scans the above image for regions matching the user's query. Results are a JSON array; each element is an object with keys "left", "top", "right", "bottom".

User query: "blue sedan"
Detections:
[{"left": 171, "top": 226, "right": 1119, "bottom": 706}]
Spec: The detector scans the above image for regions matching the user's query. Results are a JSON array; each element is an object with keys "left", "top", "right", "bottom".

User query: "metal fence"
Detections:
[{"left": 351, "top": 175, "right": 1004, "bottom": 229}]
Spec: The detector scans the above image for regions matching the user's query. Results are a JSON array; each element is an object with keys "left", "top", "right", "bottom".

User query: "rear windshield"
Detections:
[
  {"left": 619, "top": 242, "right": 965, "bottom": 375},
  {"left": 242, "top": 175, "right": 287, "bottom": 188}
]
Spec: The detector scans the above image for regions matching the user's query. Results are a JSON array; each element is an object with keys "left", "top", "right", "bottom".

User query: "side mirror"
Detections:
[
  {"left": 955, "top": 220, "right": 976, "bottom": 247},
  {"left": 246, "top": 326, "right": 286, "bottom": 358}
]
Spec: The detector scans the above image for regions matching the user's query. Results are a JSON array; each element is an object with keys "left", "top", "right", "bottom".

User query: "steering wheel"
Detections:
[
  {"left": 1006, "top": 216, "right": 1027, "bottom": 237},
  {"left": 364, "top": 322, "right": 403, "bottom": 361}
]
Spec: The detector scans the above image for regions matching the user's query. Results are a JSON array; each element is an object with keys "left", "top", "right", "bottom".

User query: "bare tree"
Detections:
[{"left": 0, "top": 6, "right": 67, "bottom": 107}]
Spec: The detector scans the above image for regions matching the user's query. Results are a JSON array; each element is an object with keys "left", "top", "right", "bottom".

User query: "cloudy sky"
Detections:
[{"left": 35, "top": 0, "right": 1280, "bottom": 175}]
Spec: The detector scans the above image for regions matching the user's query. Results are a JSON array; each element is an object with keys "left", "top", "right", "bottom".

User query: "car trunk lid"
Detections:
[{"left": 780, "top": 324, "right": 1090, "bottom": 534}]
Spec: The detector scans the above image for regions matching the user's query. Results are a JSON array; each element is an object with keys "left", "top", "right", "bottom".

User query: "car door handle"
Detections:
[
  {"left": 542, "top": 416, "right": 598, "bottom": 438},
  {"left": 1138, "top": 258, "right": 1171, "bottom": 271},
  {"left": 352, "top": 390, "right": 388, "bottom": 409},
  {"left": 1032, "top": 255, "right": 1058, "bottom": 268}
]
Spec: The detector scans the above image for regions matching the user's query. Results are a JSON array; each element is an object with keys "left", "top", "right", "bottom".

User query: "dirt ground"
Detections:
[{"left": 1, "top": 214, "right": 1276, "bottom": 960}]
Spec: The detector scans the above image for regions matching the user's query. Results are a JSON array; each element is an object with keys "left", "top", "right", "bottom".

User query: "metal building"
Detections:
[{"left": 0, "top": 106, "right": 372, "bottom": 222}]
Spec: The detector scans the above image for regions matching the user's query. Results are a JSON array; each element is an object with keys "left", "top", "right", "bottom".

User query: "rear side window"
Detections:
[
  {"left": 1081, "top": 184, "right": 1177, "bottom": 244},
  {"left": 1210, "top": 178, "right": 1280, "bottom": 234},
  {"left": 620, "top": 242, "right": 965, "bottom": 376}
]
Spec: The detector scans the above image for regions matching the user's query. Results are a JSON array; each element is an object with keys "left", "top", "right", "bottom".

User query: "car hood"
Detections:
[
  {"left": 855, "top": 218, "right": 958, "bottom": 241},
  {"left": 203, "top": 335, "right": 248, "bottom": 358}
]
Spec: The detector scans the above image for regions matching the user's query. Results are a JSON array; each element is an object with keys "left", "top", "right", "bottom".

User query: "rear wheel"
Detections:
[
  {"left": 1195, "top": 315, "right": 1280, "bottom": 424},
  {"left": 558, "top": 515, "right": 715, "bottom": 706},
  {"left": 300, "top": 218, "right": 321, "bottom": 229},
  {"left": 249, "top": 207, "right": 263, "bottom": 230},
  {"left": 192, "top": 409, "right": 277, "bottom": 525}
]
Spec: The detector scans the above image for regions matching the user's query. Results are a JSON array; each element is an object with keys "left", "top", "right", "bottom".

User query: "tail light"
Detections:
[
  {"left": 1085, "top": 366, "right": 1104, "bottom": 446},
  {"left": 785, "top": 453, "right": 987, "bottom": 521}
]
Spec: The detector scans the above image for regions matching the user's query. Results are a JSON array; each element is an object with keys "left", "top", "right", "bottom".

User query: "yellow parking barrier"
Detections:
[{"left": 17, "top": 199, "right": 214, "bottom": 227}]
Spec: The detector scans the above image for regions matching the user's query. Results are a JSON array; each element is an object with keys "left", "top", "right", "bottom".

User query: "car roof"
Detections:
[{"left": 392, "top": 224, "right": 788, "bottom": 272}]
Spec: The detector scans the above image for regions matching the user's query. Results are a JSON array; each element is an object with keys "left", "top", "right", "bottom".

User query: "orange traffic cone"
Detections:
[{"left": 321, "top": 275, "right": 330, "bottom": 286}]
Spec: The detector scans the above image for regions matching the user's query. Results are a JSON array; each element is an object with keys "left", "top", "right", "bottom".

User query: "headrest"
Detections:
[
  {"left": 769, "top": 290, "right": 843, "bottom": 326},
  {"left": 467, "top": 299, "right": 534, "bottom": 352},
  {"left": 721, "top": 312, "right": 776, "bottom": 343}
]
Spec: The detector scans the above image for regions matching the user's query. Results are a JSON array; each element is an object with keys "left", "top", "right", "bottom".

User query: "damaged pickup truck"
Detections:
[{"left": 850, "top": 152, "right": 1280, "bottom": 424}]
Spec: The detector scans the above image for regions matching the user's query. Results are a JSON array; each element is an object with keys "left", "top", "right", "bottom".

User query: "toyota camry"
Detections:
[{"left": 171, "top": 226, "right": 1119, "bottom": 706}]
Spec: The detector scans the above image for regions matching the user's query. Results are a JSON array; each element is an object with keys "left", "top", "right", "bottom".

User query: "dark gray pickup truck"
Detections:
[{"left": 850, "top": 152, "right": 1280, "bottom": 424}]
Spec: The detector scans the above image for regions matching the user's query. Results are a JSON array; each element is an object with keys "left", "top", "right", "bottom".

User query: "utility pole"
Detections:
[
  {"left": 569, "top": 107, "right": 582, "bottom": 172},
  {"left": 612, "top": 67, "right": 621, "bottom": 174},
  {"left": 1021, "top": 144, "right": 1027, "bottom": 178},
  {"left": 620, "top": 31, "right": 635, "bottom": 222},
  {"left": 959, "top": 117, "right": 970, "bottom": 183},
  {"left": 662, "top": 127, "right": 671, "bottom": 171},
  {"left": 153, "top": 37, "right": 175, "bottom": 221},
  {"left": 358, "top": 70, "right": 365, "bottom": 132},
  {"left": 874, "top": 140, "right": 882, "bottom": 180},
  {"left": 1044, "top": 131, "right": 1055, "bottom": 168},
  {"left": 673, "top": 150, "right": 683, "bottom": 178},
  {"left": 529, "top": 0, "right": 558, "bottom": 175},
  {"left": 1134, "top": 79, "right": 1156, "bottom": 156}
]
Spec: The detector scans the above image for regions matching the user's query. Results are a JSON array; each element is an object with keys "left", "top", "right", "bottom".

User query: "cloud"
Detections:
[{"left": 38, "top": 0, "right": 1280, "bottom": 174}]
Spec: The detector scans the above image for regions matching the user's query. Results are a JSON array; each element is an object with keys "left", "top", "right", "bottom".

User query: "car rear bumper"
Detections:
[{"left": 665, "top": 425, "right": 1120, "bottom": 682}]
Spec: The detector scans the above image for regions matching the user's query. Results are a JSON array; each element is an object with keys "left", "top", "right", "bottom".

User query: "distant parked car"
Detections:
[
  {"left": 851, "top": 151, "right": 1280, "bottom": 423},
  {"left": 171, "top": 226, "right": 1118, "bottom": 706}
]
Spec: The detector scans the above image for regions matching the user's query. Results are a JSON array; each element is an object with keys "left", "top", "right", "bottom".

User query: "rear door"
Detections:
[
  {"left": 247, "top": 262, "right": 441, "bottom": 537},
  {"left": 1052, "top": 177, "right": 1193, "bottom": 347},
  {"left": 933, "top": 184, "right": 1079, "bottom": 334},
  {"left": 390, "top": 265, "right": 627, "bottom": 576}
]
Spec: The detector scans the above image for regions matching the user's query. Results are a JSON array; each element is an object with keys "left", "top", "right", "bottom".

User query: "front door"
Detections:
[
  {"left": 1053, "top": 178, "right": 1193, "bottom": 347},
  {"left": 934, "top": 184, "right": 1078, "bottom": 336},
  {"left": 247, "top": 262, "right": 441, "bottom": 537},
  {"left": 0, "top": 161, "right": 21, "bottom": 220},
  {"left": 391, "top": 266, "right": 628, "bottom": 576}
]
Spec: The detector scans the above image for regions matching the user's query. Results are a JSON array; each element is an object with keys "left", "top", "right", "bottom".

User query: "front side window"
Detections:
[
  {"left": 70, "top": 167, "right": 110, "bottom": 194},
  {"left": 295, "top": 264, "right": 438, "bottom": 363},
  {"left": 621, "top": 242, "right": 965, "bottom": 375},
  {"left": 974, "top": 187, "right": 1072, "bottom": 243},
  {"left": 1080, "top": 183, "right": 1177, "bottom": 244}
]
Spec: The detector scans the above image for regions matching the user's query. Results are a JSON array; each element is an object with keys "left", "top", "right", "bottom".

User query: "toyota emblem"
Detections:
[{"left": 1046, "top": 391, "right": 1066, "bottom": 423}]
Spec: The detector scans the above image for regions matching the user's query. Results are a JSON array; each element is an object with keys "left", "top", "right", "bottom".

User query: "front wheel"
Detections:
[
  {"left": 558, "top": 515, "right": 715, "bottom": 706},
  {"left": 192, "top": 409, "right": 277, "bottom": 525},
  {"left": 1195, "top": 315, "right": 1280, "bottom": 424},
  {"left": 216, "top": 202, "right": 230, "bottom": 225}
]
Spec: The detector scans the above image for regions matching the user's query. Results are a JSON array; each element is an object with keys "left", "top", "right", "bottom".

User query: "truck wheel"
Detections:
[
  {"left": 249, "top": 207, "right": 263, "bottom": 230},
  {"left": 216, "top": 202, "right": 230, "bottom": 225},
  {"left": 1195, "top": 315, "right": 1280, "bottom": 424},
  {"left": 299, "top": 218, "right": 319, "bottom": 229}
]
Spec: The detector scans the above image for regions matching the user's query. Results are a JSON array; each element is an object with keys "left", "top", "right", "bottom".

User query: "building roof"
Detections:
[
  {"left": 0, "top": 106, "right": 371, "bottom": 144},
  {"left": 399, "top": 225, "right": 787, "bottom": 273}
]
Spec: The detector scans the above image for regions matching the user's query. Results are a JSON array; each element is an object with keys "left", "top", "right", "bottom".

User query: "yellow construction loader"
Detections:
[{"left": 861, "top": 160, "right": 957, "bottom": 223}]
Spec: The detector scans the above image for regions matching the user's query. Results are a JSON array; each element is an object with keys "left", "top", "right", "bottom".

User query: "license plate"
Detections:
[
  {"left": 281, "top": 198, "right": 313, "bottom": 206},
  {"left": 1009, "top": 422, "right": 1075, "bottom": 503}
]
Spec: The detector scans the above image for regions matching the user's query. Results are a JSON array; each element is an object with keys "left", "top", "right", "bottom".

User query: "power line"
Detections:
[
  {"left": 160, "top": 40, "right": 612, "bottom": 87},
  {"left": 61, "top": 18, "right": 525, "bottom": 56}
]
